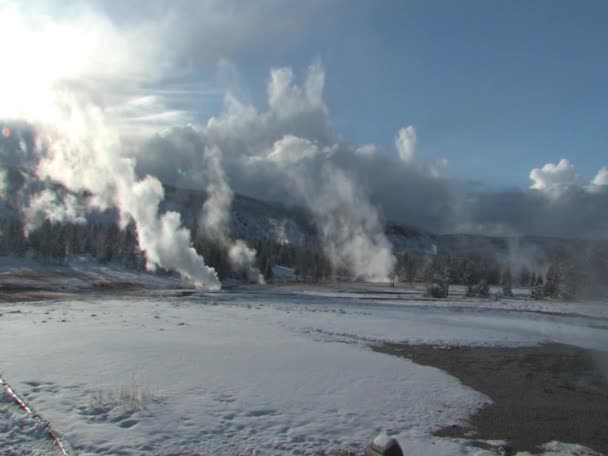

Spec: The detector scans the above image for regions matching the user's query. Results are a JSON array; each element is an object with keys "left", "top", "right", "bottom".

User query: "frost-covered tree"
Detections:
[
  {"left": 500, "top": 266, "right": 513, "bottom": 297},
  {"left": 518, "top": 266, "right": 531, "bottom": 287},
  {"left": 544, "top": 253, "right": 579, "bottom": 300},
  {"left": 424, "top": 257, "right": 450, "bottom": 298},
  {"left": 466, "top": 279, "right": 490, "bottom": 298}
]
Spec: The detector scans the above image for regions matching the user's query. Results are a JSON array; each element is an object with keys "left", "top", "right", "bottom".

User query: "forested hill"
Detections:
[{"left": 1, "top": 173, "right": 607, "bottom": 292}]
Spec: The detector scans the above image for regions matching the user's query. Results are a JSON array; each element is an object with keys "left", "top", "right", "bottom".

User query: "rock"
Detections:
[{"left": 365, "top": 434, "right": 404, "bottom": 456}]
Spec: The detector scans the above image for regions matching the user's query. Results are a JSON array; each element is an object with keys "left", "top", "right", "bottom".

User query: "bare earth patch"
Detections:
[{"left": 372, "top": 342, "right": 608, "bottom": 455}]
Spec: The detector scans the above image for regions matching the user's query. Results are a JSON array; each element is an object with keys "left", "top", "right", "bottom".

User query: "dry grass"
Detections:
[{"left": 89, "top": 375, "right": 163, "bottom": 410}]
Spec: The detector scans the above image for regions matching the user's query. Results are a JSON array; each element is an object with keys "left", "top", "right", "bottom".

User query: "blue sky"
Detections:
[
  {"left": 5, "top": 0, "right": 608, "bottom": 190},
  {"left": 173, "top": 0, "right": 607, "bottom": 189}
]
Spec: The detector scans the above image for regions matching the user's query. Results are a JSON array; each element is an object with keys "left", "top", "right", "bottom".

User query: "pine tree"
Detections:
[{"left": 501, "top": 266, "right": 513, "bottom": 297}]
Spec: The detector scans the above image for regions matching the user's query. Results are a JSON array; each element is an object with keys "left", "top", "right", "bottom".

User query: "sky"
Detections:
[
  {"left": 6, "top": 0, "right": 607, "bottom": 187},
  {"left": 77, "top": 0, "right": 608, "bottom": 189},
  {"left": 317, "top": 1, "right": 608, "bottom": 188},
  {"left": 0, "top": 0, "right": 607, "bottom": 243}
]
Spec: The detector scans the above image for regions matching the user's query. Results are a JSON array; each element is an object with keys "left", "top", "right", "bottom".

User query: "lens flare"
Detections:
[{"left": 2, "top": 127, "right": 10, "bottom": 138}]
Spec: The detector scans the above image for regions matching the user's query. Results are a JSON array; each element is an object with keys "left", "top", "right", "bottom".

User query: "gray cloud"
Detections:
[
  {"left": 136, "top": 61, "right": 608, "bottom": 242},
  {"left": 139, "top": 63, "right": 397, "bottom": 279},
  {"left": 470, "top": 185, "right": 608, "bottom": 239}
]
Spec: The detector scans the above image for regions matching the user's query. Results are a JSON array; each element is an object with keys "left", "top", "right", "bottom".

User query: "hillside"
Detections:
[
  {"left": 1, "top": 165, "right": 606, "bottom": 260},
  {"left": 1, "top": 167, "right": 607, "bottom": 290}
]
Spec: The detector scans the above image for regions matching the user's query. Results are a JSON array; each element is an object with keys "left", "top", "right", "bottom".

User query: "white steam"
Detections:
[
  {"left": 146, "top": 61, "right": 397, "bottom": 280},
  {"left": 139, "top": 61, "right": 397, "bottom": 281},
  {"left": 201, "top": 147, "right": 263, "bottom": 283},
  {"left": 33, "top": 91, "right": 220, "bottom": 289},
  {"left": 395, "top": 126, "right": 416, "bottom": 163},
  {"left": 266, "top": 136, "right": 395, "bottom": 281},
  {"left": 24, "top": 189, "right": 86, "bottom": 233},
  {"left": 0, "top": 5, "right": 220, "bottom": 289},
  {"left": 0, "top": 167, "right": 6, "bottom": 200},
  {"left": 268, "top": 63, "right": 327, "bottom": 119},
  {"left": 0, "top": 2, "right": 397, "bottom": 284},
  {"left": 219, "top": 63, "right": 395, "bottom": 279}
]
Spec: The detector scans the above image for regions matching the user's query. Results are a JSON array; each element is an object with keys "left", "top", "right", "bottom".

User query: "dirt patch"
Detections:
[
  {"left": 1, "top": 270, "right": 66, "bottom": 280},
  {"left": 372, "top": 342, "right": 608, "bottom": 455},
  {"left": 90, "top": 280, "right": 139, "bottom": 290},
  {"left": 0, "top": 289, "right": 78, "bottom": 302}
]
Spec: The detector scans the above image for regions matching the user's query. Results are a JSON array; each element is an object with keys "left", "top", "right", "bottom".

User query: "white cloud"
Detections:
[
  {"left": 529, "top": 159, "right": 584, "bottom": 193},
  {"left": 591, "top": 166, "right": 608, "bottom": 186},
  {"left": 268, "top": 61, "right": 327, "bottom": 119},
  {"left": 530, "top": 159, "right": 608, "bottom": 197},
  {"left": 0, "top": 3, "right": 171, "bottom": 124}
]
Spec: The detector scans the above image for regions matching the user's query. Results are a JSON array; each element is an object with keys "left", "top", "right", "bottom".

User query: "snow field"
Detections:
[{"left": 0, "top": 288, "right": 606, "bottom": 455}]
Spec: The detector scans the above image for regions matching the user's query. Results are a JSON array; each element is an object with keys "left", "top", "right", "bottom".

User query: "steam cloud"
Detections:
[
  {"left": 266, "top": 135, "right": 395, "bottom": 280},
  {"left": 141, "top": 62, "right": 397, "bottom": 280},
  {"left": 0, "top": 5, "right": 220, "bottom": 289},
  {"left": 0, "top": 0, "right": 607, "bottom": 294},
  {"left": 31, "top": 92, "right": 219, "bottom": 289},
  {"left": 24, "top": 189, "right": 86, "bottom": 233},
  {"left": 0, "top": 167, "right": 6, "bottom": 200},
  {"left": 395, "top": 126, "right": 416, "bottom": 164},
  {"left": 201, "top": 146, "right": 263, "bottom": 283}
]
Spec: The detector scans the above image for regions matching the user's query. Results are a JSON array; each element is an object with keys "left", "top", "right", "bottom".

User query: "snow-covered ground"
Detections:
[
  {"left": 0, "top": 381, "right": 66, "bottom": 456},
  {"left": 1, "top": 285, "right": 607, "bottom": 455},
  {"left": 0, "top": 256, "right": 184, "bottom": 294}
]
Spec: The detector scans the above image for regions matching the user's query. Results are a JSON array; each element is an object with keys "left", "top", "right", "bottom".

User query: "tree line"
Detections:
[{"left": 1, "top": 216, "right": 607, "bottom": 299}]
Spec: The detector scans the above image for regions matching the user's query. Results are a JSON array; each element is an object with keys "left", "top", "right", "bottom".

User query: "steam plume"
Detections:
[
  {"left": 142, "top": 62, "right": 397, "bottom": 280},
  {"left": 395, "top": 126, "right": 416, "bottom": 163},
  {"left": 201, "top": 146, "right": 263, "bottom": 283},
  {"left": 24, "top": 189, "right": 86, "bottom": 233},
  {"left": 33, "top": 91, "right": 220, "bottom": 289},
  {"left": 266, "top": 136, "right": 395, "bottom": 280},
  {"left": 0, "top": 167, "right": 6, "bottom": 200},
  {"left": 0, "top": 4, "right": 220, "bottom": 289}
]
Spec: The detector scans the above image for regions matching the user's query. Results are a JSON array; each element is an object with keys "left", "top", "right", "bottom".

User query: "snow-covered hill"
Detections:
[{"left": 2, "top": 166, "right": 607, "bottom": 263}]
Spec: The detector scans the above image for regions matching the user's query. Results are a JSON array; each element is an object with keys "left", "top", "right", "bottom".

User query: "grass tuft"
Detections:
[{"left": 89, "top": 374, "right": 163, "bottom": 410}]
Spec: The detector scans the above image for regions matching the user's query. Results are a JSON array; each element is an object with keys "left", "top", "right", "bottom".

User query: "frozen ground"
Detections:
[
  {"left": 0, "top": 256, "right": 184, "bottom": 297},
  {"left": 0, "top": 379, "right": 66, "bottom": 456},
  {"left": 1, "top": 281, "right": 607, "bottom": 455}
]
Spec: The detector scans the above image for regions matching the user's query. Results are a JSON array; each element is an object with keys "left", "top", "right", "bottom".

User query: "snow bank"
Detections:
[{"left": 0, "top": 384, "right": 64, "bottom": 456}]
